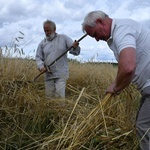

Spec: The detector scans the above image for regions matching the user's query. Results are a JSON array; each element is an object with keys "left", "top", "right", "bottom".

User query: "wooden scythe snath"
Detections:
[{"left": 33, "top": 33, "right": 88, "bottom": 82}]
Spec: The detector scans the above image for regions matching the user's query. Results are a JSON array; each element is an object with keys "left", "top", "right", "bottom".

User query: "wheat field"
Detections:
[{"left": 0, "top": 54, "right": 141, "bottom": 150}]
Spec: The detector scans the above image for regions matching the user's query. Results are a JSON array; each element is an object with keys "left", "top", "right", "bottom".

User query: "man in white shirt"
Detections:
[
  {"left": 82, "top": 10, "right": 150, "bottom": 150},
  {"left": 36, "top": 20, "right": 80, "bottom": 99}
]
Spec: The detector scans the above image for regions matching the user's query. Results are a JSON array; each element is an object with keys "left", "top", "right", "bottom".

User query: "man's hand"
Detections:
[
  {"left": 106, "top": 83, "right": 121, "bottom": 95},
  {"left": 38, "top": 66, "right": 46, "bottom": 72},
  {"left": 72, "top": 40, "right": 79, "bottom": 49}
]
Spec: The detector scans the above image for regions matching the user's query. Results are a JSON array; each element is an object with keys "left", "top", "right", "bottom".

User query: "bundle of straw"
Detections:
[
  {"left": 40, "top": 91, "right": 135, "bottom": 150},
  {"left": 56, "top": 93, "right": 113, "bottom": 150}
]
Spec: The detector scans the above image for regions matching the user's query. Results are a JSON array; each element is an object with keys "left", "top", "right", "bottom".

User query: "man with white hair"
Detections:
[
  {"left": 36, "top": 20, "right": 80, "bottom": 99},
  {"left": 82, "top": 10, "right": 150, "bottom": 150}
]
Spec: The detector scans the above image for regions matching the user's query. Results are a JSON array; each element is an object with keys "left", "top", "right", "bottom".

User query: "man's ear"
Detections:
[{"left": 95, "top": 18, "right": 103, "bottom": 24}]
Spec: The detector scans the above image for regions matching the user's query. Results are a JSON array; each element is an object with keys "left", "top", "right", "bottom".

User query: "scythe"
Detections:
[{"left": 33, "top": 33, "right": 87, "bottom": 82}]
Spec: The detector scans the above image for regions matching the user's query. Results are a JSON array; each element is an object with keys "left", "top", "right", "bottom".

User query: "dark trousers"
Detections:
[{"left": 136, "top": 86, "right": 150, "bottom": 150}]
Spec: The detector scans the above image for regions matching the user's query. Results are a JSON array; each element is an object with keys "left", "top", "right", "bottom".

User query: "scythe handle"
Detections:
[
  {"left": 33, "top": 33, "right": 87, "bottom": 82},
  {"left": 33, "top": 68, "right": 47, "bottom": 82}
]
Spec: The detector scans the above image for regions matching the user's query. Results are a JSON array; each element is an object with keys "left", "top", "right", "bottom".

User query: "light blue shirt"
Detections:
[
  {"left": 36, "top": 33, "right": 80, "bottom": 80},
  {"left": 107, "top": 19, "right": 150, "bottom": 90}
]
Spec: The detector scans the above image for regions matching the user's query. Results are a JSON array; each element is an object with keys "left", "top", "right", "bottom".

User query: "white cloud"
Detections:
[{"left": 0, "top": 0, "right": 149, "bottom": 61}]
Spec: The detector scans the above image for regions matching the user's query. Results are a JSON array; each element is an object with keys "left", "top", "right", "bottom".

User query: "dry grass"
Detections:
[{"left": 0, "top": 56, "right": 141, "bottom": 150}]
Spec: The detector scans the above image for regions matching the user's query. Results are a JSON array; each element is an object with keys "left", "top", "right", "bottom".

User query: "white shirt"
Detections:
[
  {"left": 36, "top": 33, "right": 80, "bottom": 80},
  {"left": 107, "top": 19, "right": 150, "bottom": 90}
]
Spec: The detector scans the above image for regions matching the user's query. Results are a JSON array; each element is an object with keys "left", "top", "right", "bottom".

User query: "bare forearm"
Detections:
[
  {"left": 114, "top": 48, "right": 136, "bottom": 92},
  {"left": 114, "top": 71, "right": 134, "bottom": 92}
]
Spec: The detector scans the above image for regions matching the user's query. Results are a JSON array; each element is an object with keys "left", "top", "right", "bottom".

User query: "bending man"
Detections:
[{"left": 82, "top": 10, "right": 150, "bottom": 150}]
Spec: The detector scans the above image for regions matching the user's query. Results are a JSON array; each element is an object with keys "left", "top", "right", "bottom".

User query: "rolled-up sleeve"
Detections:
[{"left": 69, "top": 46, "right": 80, "bottom": 55}]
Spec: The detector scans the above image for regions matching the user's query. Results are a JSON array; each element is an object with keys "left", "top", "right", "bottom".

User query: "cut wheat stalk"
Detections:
[
  {"left": 53, "top": 93, "right": 112, "bottom": 150},
  {"left": 56, "top": 88, "right": 85, "bottom": 150}
]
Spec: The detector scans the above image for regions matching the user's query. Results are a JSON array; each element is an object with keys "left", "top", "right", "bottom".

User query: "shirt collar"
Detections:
[{"left": 107, "top": 19, "right": 116, "bottom": 42}]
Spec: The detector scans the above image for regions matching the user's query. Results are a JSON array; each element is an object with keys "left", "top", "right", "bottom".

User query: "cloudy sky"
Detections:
[{"left": 0, "top": 0, "right": 150, "bottom": 62}]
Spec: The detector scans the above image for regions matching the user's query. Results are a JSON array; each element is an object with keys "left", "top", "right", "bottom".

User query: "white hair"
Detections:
[
  {"left": 43, "top": 20, "right": 56, "bottom": 31},
  {"left": 82, "top": 11, "right": 109, "bottom": 32}
]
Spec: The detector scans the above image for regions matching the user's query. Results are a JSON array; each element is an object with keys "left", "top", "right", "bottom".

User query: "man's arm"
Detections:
[
  {"left": 35, "top": 44, "right": 46, "bottom": 72},
  {"left": 106, "top": 47, "right": 136, "bottom": 94}
]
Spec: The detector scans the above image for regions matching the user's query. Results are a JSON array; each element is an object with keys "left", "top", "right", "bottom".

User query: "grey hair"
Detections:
[
  {"left": 82, "top": 11, "right": 109, "bottom": 32},
  {"left": 43, "top": 20, "right": 56, "bottom": 30}
]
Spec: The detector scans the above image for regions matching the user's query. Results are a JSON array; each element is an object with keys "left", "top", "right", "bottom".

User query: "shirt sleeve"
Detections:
[
  {"left": 35, "top": 42, "right": 45, "bottom": 69},
  {"left": 114, "top": 25, "right": 137, "bottom": 54}
]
